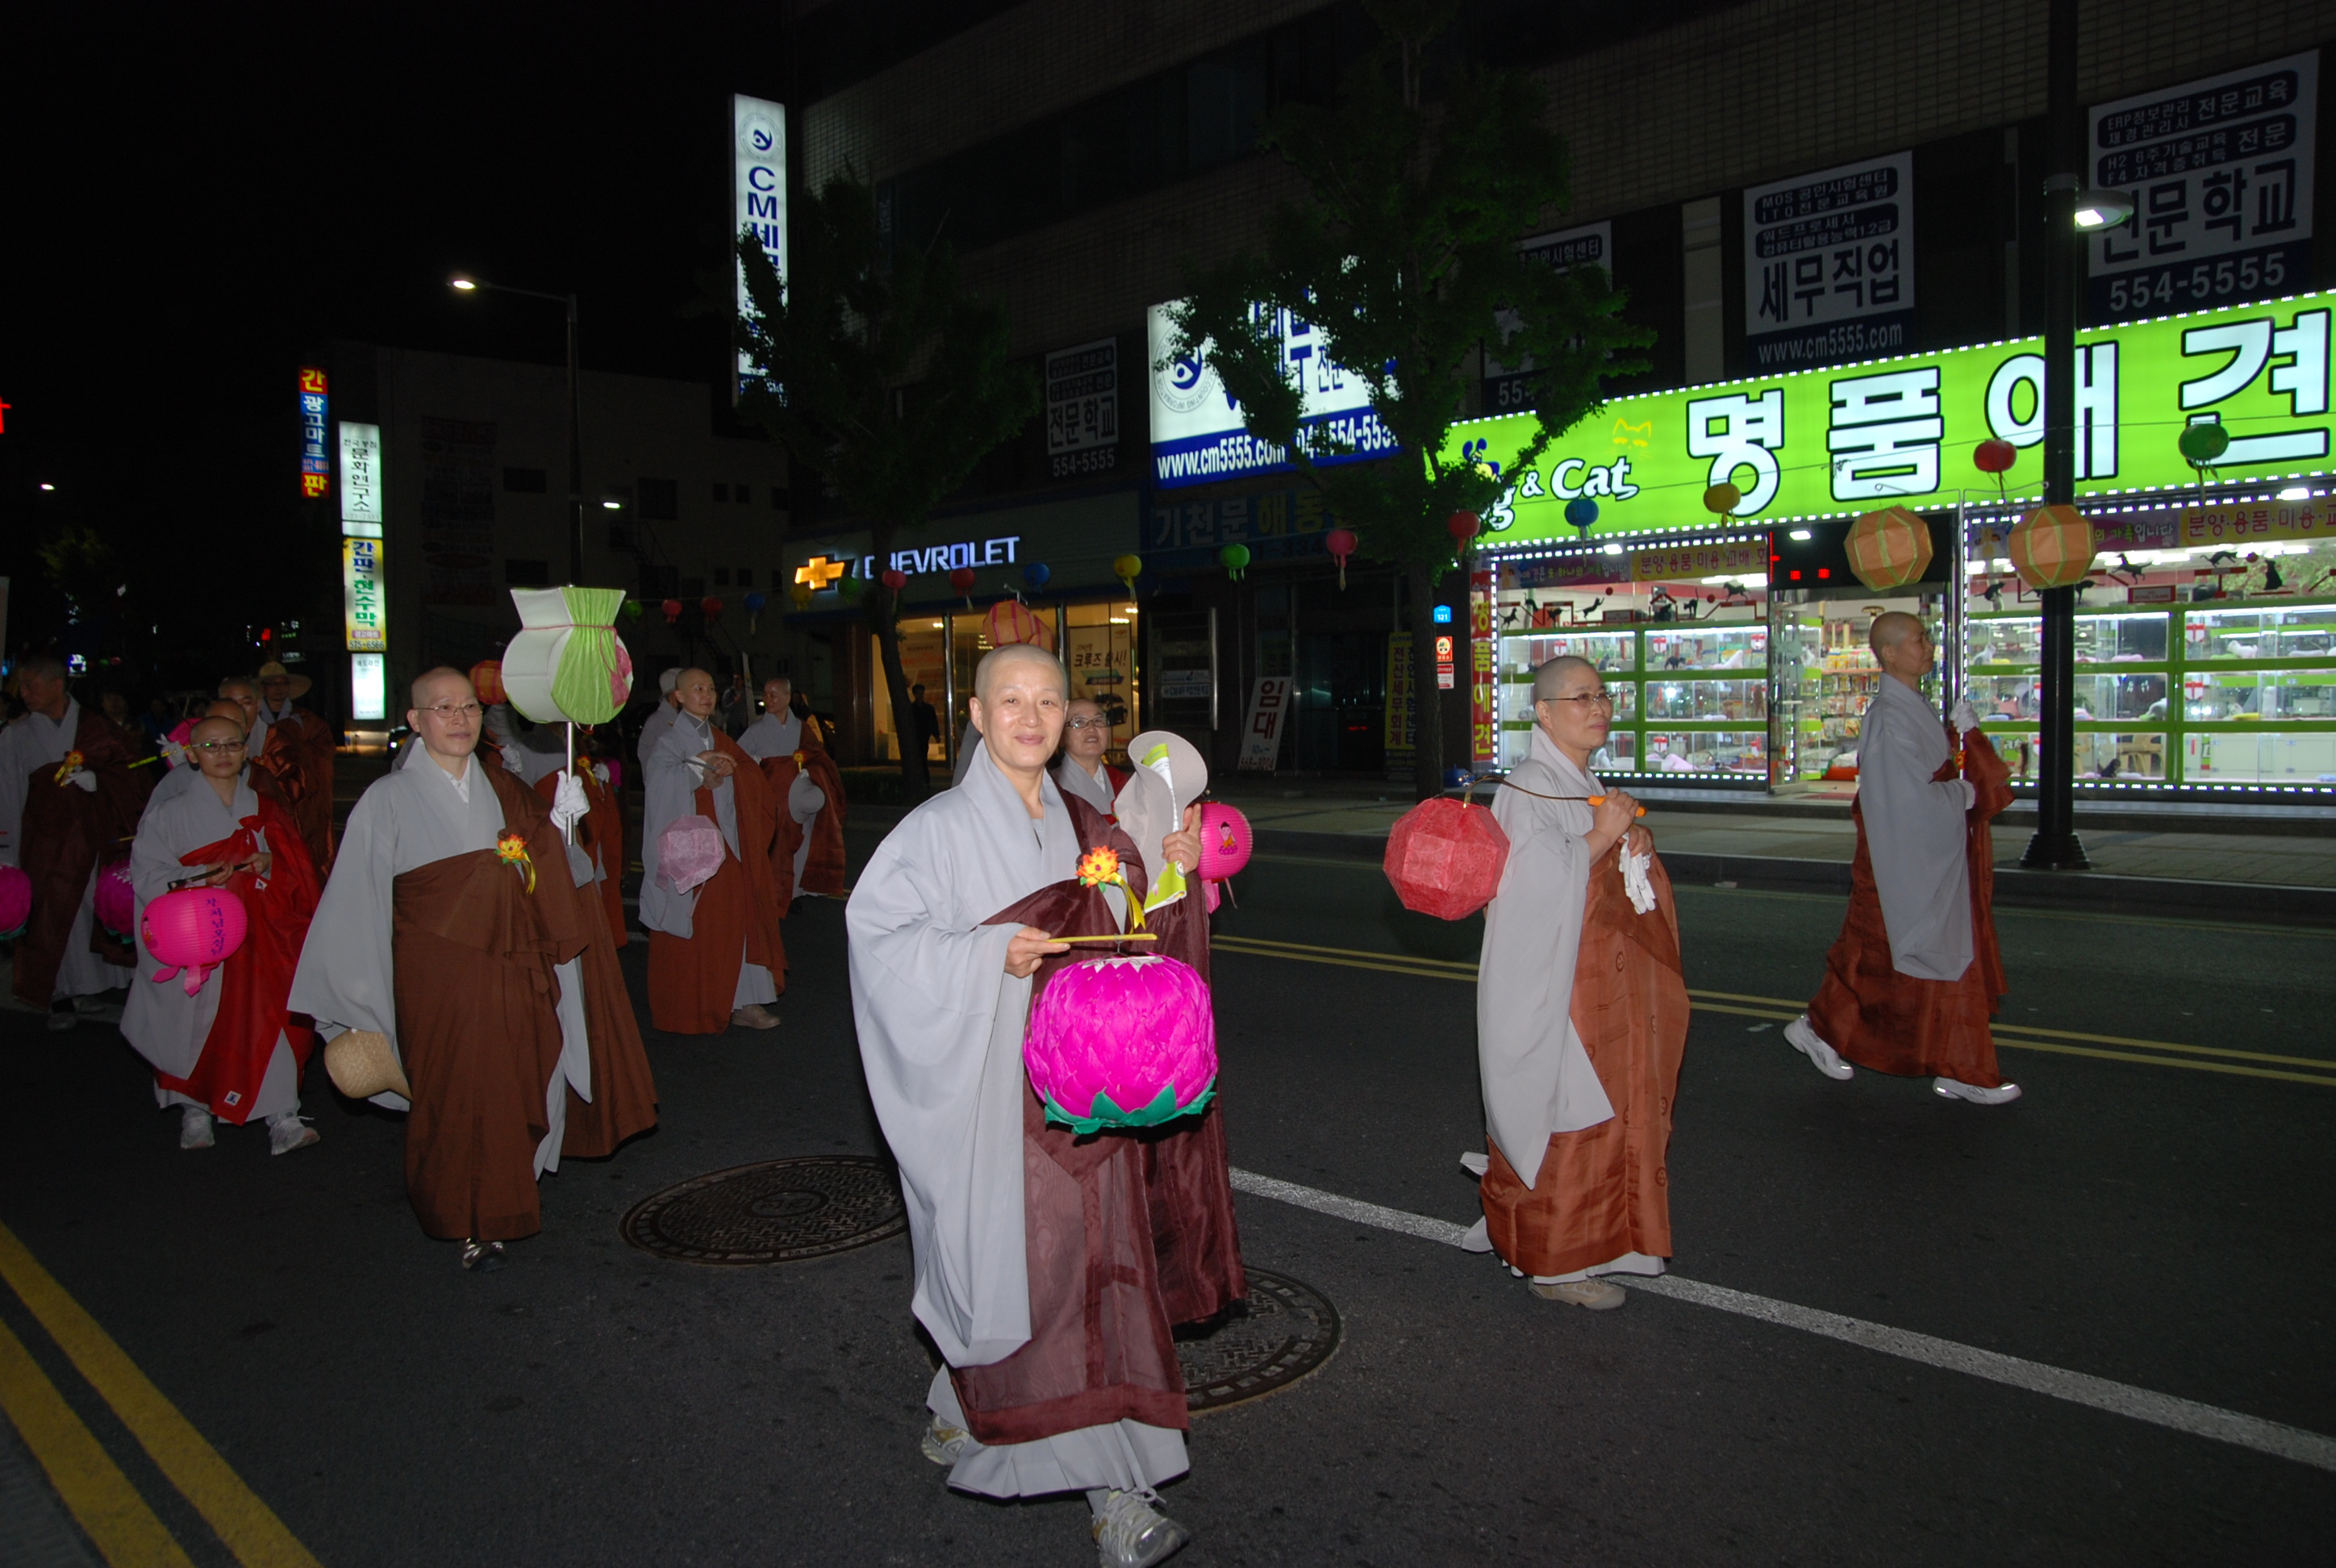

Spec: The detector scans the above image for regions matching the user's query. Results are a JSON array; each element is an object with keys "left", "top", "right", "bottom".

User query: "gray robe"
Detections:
[
  {"left": 847, "top": 745, "right": 1183, "bottom": 1496},
  {"left": 735, "top": 711, "right": 802, "bottom": 761},
  {"left": 1473, "top": 727, "right": 1616, "bottom": 1190},
  {"left": 636, "top": 700, "right": 680, "bottom": 769},
  {"left": 121, "top": 773, "right": 299, "bottom": 1119},
  {"left": 1858, "top": 675, "right": 1974, "bottom": 982},
  {"left": 1051, "top": 756, "right": 1116, "bottom": 816},
  {"left": 288, "top": 744, "right": 592, "bottom": 1173},
  {"left": 0, "top": 701, "right": 132, "bottom": 996},
  {"left": 639, "top": 712, "right": 775, "bottom": 1007}
]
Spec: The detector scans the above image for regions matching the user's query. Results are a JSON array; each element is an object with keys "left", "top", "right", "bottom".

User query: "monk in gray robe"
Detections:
[
  {"left": 738, "top": 675, "right": 847, "bottom": 909},
  {"left": 1050, "top": 699, "right": 1126, "bottom": 817},
  {"left": 1464, "top": 655, "right": 1690, "bottom": 1310},
  {"left": 849, "top": 644, "right": 1242, "bottom": 1568},
  {"left": 290, "top": 668, "right": 657, "bottom": 1269},
  {"left": 635, "top": 668, "right": 683, "bottom": 769},
  {"left": 123, "top": 715, "right": 323, "bottom": 1154}
]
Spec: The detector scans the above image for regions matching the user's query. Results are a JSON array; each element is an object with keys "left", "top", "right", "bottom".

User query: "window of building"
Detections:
[
  {"left": 679, "top": 577, "right": 706, "bottom": 598},
  {"left": 734, "top": 481, "right": 752, "bottom": 502},
  {"left": 503, "top": 466, "right": 549, "bottom": 493},
  {"left": 504, "top": 558, "right": 550, "bottom": 586},
  {"left": 736, "top": 568, "right": 755, "bottom": 587},
  {"left": 638, "top": 477, "right": 679, "bottom": 520},
  {"left": 770, "top": 486, "right": 789, "bottom": 511},
  {"left": 712, "top": 482, "right": 729, "bottom": 503},
  {"left": 714, "top": 567, "right": 732, "bottom": 586}
]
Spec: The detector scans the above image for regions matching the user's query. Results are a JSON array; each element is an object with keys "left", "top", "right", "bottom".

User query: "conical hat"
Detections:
[
  {"left": 1112, "top": 731, "right": 1208, "bottom": 867},
  {"left": 323, "top": 1029, "right": 411, "bottom": 1101}
]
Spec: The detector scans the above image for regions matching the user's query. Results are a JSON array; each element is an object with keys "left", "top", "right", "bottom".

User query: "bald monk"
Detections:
[
  {"left": 1785, "top": 613, "right": 2019, "bottom": 1104},
  {"left": 221, "top": 677, "right": 330, "bottom": 875},
  {"left": 738, "top": 676, "right": 847, "bottom": 914},
  {"left": 640, "top": 669, "right": 785, "bottom": 1032},
  {"left": 1, "top": 654, "right": 152, "bottom": 1028},
  {"left": 123, "top": 715, "right": 322, "bottom": 1154},
  {"left": 290, "top": 669, "right": 657, "bottom": 1269},
  {"left": 849, "top": 644, "right": 1244, "bottom": 1568},
  {"left": 1465, "top": 654, "right": 1690, "bottom": 1309}
]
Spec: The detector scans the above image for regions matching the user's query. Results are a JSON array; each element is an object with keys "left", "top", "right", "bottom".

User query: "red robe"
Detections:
[
  {"left": 947, "top": 792, "right": 1246, "bottom": 1446},
  {"left": 758, "top": 732, "right": 849, "bottom": 917},
  {"left": 648, "top": 732, "right": 786, "bottom": 1034},
  {"left": 1808, "top": 726, "right": 2013, "bottom": 1084},
  {"left": 152, "top": 798, "right": 321, "bottom": 1123},
  {"left": 536, "top": 761, "right": 627, "bottom": 949},
  {"left": 271, "top": 706, "right": 338, "bottom": 876},
  {"left": 14, "top": 710, "right": 152, "bottom": 1007}
]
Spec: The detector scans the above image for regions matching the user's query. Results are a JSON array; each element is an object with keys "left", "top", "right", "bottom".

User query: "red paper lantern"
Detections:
[
  {"left": 880, "top": 568, "right": 908, "bottom": 592},
  {"left": 2008, "top": 503, "right": 2096, "bottom": 590},
  {"left": 1324, "top": 526, "right": 1358, "bottom": 590},
  {"left": 1446, "top": 511, "right": 1480, "bottom": 544},
  {"left": 1383, "top": 798, "right": 1511, "bottom": 921},
  {"left": 1843, "top": 505, "right": 1934, "bottom": 591},
  {"left": 983, "top": 598, "right": 1053, "bottom": 651},
  {"left": 661, "top": 598, "right": 683, "bottom": 624},
  {"left": 1973, "top": 438, "right": 2017, "bottom": 474},
  {"left": 469, "top": 660, "right": 507, "bottom": 706},
  {"left": 700, "top": 595, "right": 724, "bottom": 621},
  {"left": 949, "top": 567, "right": 977, "bottom": 597}
]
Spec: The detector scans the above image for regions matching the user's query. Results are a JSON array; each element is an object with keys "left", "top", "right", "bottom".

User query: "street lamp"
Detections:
[
  {"left": 448, "top": 273, "right": 585, "bottom": 585},
  {"left": 2070, "top": 190, "right": 2136, "bottom": 231}
]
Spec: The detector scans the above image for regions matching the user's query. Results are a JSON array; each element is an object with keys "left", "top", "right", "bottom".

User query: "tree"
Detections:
[
  {"left": 1163, "top": 0, "right": 1651, "bottom": 799},
  {"left": 736, "top": 177, "right": 1038, "bottom": 798}
]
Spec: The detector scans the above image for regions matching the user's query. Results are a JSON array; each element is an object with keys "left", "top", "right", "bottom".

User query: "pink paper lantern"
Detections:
[
  {"left": 656, "top": 815, "right": 724, "bottom": 896},
  {"left": 144, "top": 887, "right": 248, "bottom": 997},
  {"left": 1384, "top": 798, "right": 1510, "bottom": 920},
  {"left": 1023, "top": 954, "right": 1217, "bottom": 1136},
  {"left": 95, "top": 861, "right": 136, "bottom": 939},
  {"left": 1197, "top": 803, "right": 1252, "bottom": 882},
  {"left": 0, "top": 865, "right": 29, "bottom": 940}
]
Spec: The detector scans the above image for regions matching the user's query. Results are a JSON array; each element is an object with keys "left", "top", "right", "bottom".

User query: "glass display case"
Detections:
[{"left": 1771, "top": 590, "right": 1942, "bottom": 786}]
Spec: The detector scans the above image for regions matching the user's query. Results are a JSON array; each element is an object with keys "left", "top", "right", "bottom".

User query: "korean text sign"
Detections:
[
  {"left": 339, "top": 422, "right": 382, "bottom": 525},
  {"left": 1445, "top": 289, "right": 2334, "bottom": 545},
  {"left": 1743, "top": 152, "right": 1915, "bottom": 372},
  {"left": 1147, "top": 300, "right": 1397, "bottom": 489},
  {"left": 343, "top": 536, "right": 386, "bottom": 653},
  {"left": 299, "top": 369, "right": 330, "bottom": 500}
]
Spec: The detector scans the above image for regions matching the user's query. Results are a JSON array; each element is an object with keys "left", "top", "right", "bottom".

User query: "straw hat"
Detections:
[
  {"left": 324, "top": 1029, "right": 411, "bottom": 1100},
  {"left": 1112, "top": 730, "right": 1210, "bottom": 867},
  {"left": 255, "top": 660, "right": 313, "bottom": 700}
]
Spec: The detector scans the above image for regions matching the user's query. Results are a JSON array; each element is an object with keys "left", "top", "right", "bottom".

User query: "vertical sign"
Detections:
[
  {"left": 2089, "top": 51, "right": 2317, "bottom": 323},
  {"left": 734, "top": 94, "right": 787, "bottom": 398},
  {"left": 1385, "top": 632, "right": 1416, "bottom": 757},
  {"left": 1470, "top": 569, "right": 1496, "bottom": 766},
  {"left": 1237, "top": 677, "right": 1294, "bottom": 770},
  {"left": 339, "top": 421, "right": 382, "bottom": 525},
  {"left": 1743, "top": 151, "right": 1915, "bottom": 371},
  {"left": 1483, "top": 221, "right": 1616, "bottom": 415},
  {"left": 298, "top": 368, "right": 330, "bottom": 498},
  {"left": 350, "top": 655, "right": 386, "bottom": 723},
  {"left": 343, "top": 535, "right": 386, "bottom": 653},
  {"left": 1045, "top": 339, "right": 1119, "bottom": 479}
]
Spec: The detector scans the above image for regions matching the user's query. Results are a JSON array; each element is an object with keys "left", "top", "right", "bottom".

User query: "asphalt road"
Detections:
[{"left": 0, "top": 814, "right": 2330, "bottom": 1566}]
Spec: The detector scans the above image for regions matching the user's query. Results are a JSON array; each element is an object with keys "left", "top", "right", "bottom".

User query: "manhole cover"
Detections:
[
  {"left": 1177, "top": 1269, "right": 1340, "bottom": 1415},
  {"left": 621, "top": 1156, "right": 907, "bottom": 1265}
]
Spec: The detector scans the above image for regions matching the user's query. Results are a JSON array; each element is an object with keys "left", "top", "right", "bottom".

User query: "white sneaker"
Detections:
[
  {"left": 179, "top": 1107, "right": 215, "bottom": 1150},
  {"left": 1784, "top": 1014, "right": 1853, "bottom": 1080},
  {"left": 1529, "top": 1277, "right": 1627, "bottom": 1310},
  {"left": 1092, "top": 1490, "right": 1189, "bottom": 1568},
  {"left": 266, "top": 1113, "right": 320, "bottom": 1155},
  {"left": 1934, "top": 1076, "right": 2022, "bottom": 1105},
  {"left": 729, "top": 1003, "right": 781, "bottom": 1031},
  {"left": 919, "top": 1417, "right": 970, "bottom": 1467}
]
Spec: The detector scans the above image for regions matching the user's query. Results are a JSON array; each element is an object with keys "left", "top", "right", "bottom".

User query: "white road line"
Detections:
[{"left": 1227, "top": 1167, "right": 2336, "bottom": 1474}]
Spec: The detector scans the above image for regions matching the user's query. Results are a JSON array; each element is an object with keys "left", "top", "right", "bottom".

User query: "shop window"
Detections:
[
  {"left": 638, "top": 477, "right": 679, "bottom": 520},
  {"left": 503, "top": 466, "right": 548, "bottom": 493}
]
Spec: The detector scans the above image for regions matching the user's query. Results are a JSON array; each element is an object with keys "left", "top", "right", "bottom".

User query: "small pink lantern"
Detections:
[
  {"left": 0, "top": 864, "right": 30, "bottom": 940},
  {"left": 1324, "top": 527, "right": 1358, "bottom": 590},
  {"left": 1023, "top": 953, "right": 1217, "bottom": 1136},
  {"left": 1384, "top": 797, "right": 1511, "bottom": 920},
  {"left": 656, "top": 815, "right": 724, "bottom": 896},
  {"left": 1197, "top": 803, "right": 1252, "bottom": 881},
  {"left": 144, "top": 887, "right": 248, "bottom": 996},
  {"left": 95, "top": 861, "right": 136, "bottom": 940}
]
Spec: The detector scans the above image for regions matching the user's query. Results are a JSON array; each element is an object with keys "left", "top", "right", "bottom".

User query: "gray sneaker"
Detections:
[
  {"left": 1934, "top": 1076, "right": 2021, "bottom": 1106},
  {"left": 920, "top": 1417, "right": 970, "bottom": 1466},
  {"left": 267, "top": 1113, "right": 320, "bottom": 1155},
  {"left": 1529, "top": 1277, "right": 1627, "bottom": 1310},
  {"left": 180, "top": 1107, "right": 215, "bottom": 1150},
  {"left": 1784, "top": 1014, "right": 1853, "bottom": 1080},
  {"left": 47, "top": 1002, "right": 76, "bottom": 1032},
  {"left": 1091, "top": 1489, "right": 1188, "bottom": 1568}
]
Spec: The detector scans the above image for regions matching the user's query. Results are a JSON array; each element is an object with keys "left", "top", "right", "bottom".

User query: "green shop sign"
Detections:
[{"left": 1447, "top": 290, "right": 2332, "bottom": 544}]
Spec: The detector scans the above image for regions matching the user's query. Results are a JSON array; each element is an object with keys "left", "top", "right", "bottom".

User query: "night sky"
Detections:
[{"left": 2, "top": 6, "right": 788, "bottom": 690}]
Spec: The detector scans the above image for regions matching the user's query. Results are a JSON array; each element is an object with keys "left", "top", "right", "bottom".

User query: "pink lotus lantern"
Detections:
[
  {"left": 95, "top": 861, "right": 136, "bottom": 941},
  {"left": 144, "top": 887, "right": 248, "bottom": 996},
  {"left": 1023, "top": 954, "right": 1217, "bottom": 1136},
  {"left": 0, "top": 865, "right": 30, "bottom": 941},
  {"left": 656, "top": 815, "right": 724, "bottom": 896},
  {"left": 1384, "top": 797, "right": 1511, "bottom": 920}
]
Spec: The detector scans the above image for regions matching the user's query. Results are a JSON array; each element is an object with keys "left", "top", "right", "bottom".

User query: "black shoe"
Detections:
[{"left": 459, "top": 1240, "right": 507, "bottom": 1272}]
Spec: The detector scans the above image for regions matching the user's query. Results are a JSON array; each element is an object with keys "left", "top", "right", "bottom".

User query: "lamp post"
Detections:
[{"left": 450, "top": 274, "right": 585, "bottom": 585}]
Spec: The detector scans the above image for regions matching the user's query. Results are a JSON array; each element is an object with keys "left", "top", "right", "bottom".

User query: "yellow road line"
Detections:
[
  {"left": 0, "top": 1223, "right": 321, "bottom": 1568},
  {"left": 1212, "top": 936, "right": 2336, "bottom": 1088},
  {"left": 0, "top": 1316, "right": 194, "bottom": 1567}
]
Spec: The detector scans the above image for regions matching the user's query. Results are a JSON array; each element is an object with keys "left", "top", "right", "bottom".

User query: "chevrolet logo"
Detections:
[{"left": 795, "top": 555, "right": 847, "bottom": 590}]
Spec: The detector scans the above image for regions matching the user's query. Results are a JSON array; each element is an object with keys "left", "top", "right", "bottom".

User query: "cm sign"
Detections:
[{"left": 1146, "top": 300, "right": 1396, "bottom": 490}]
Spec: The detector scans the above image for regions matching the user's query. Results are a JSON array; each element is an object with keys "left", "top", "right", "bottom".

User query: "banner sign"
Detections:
[
  {"left": 1743, "top": 151, "right": 1915, "bottom": 372},
  {"left": 299, "top": 369, "right": 330, "bottom": 499},
  {"left": 1145, "top": 487, "right": 1335, "bottom": 573},
  {"left": 1147, "top": 300, "right": 1397, "bottom": 489},
  {"left": 339, "top": 421, "right": 382, "bottom": 525},
  {"left": 1450, "top": 289, "right": 2335, "bottom": 546},
  {"left": 734, "top": 94, "right": 787, "bottom": 398},
  {"left": 1045, "top": 338, "right": 1119, "bottom": 479},
  {"left": 1385, "top": 633, "right": 1416, "bottom": 757},
  {"left": 1483, "top": 221, "right": 1615, "bottom": 415},
  {"left": 1470, "top": 570, "right": 1496, "bottom": 766},
  {"left": 343, "top": 535, "right": 386, "bottom": 653},
  {"left": 1237, "top": 677, "right": 1295, "bottom": 770},
  {"left": 2090, "top": 52, "right": 2317, "bottom": 324},
  {"left": 2178, "top": 496, "right": 2334, "bottom": 544}
]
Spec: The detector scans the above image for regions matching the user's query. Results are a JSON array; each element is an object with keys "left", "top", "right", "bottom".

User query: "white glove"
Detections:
[
  {"left": 549, "top": 772, "right": 589, "bottom": 832},
  {"left": 787, "top": 772, "right": 825, "bottom": 824},
  {"left": 592, "top": 761, "right": 611, "bottom": 785},
  {"left": 1950, "top": 698, "right": 1983, "bottom": 735},
  {"left": 68, "top": 769, "right": 98, "bottom": 793}
]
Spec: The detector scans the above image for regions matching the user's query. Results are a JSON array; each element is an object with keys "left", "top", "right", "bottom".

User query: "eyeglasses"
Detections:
[
  {"left": 1066, "top": 718, "right": 1108, "bottom": 731},
  {"left": 1539, "top": 692, "right": 1616, "bottom": 710},
  {"left": 190, "top": 740, "right": 247, "bottom": 753},
  {"left": 419, "top": 702, "right": 484, "bottom": 719}
]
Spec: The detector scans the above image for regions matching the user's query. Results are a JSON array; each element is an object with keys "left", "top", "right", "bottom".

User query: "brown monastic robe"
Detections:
[
  {"left": 14, "top": 709, "right": 151, "bottom": 1006},
  {"left": 758, "top": 730, "right": 849, "bottom": 917},
  {"left": 1808, "top": 726, "right": 2014, "bottom": 1083},
  {"left": 1479, "top": 852, "right": 1691, "bottom": 1278},
  {"left": 647, "top": 731, "right": 786, "bottom": 1034},
  {"left": 271, "top": 704, "right": 338, "bottom": 875},
  {"left": 536, "top": 759, "right": 628, "bottom": 949}
]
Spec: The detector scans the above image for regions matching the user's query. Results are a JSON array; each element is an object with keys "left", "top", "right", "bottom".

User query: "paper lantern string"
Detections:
[
  {"left": 495, "top": 830, "right": 537, "bottom": 895},
  {"left": 1466, "top": 774, "right": 1647, "bottom": 816},
  {"left": 1074, "top": 844, "right": 1146, "bottom": 932},
  {"left": 52, "top": 751, "right": 84, "bottom": 786}
]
